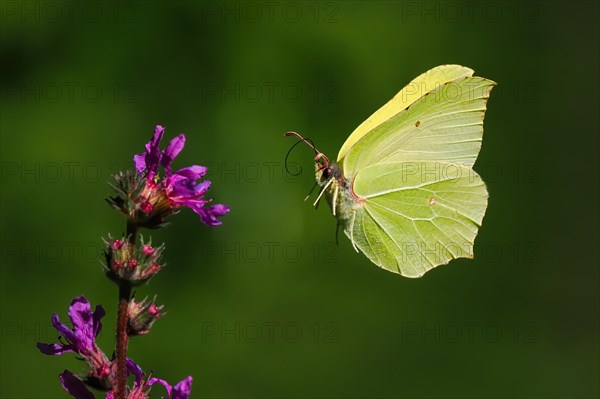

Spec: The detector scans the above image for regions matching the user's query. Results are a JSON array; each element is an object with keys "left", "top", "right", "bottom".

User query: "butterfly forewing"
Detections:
[
  {"left": 337, "top": 64, "right": 475, "bottom": 161},
  {"left": 341, "top": 77, "right": 496, "bottom": 178}
]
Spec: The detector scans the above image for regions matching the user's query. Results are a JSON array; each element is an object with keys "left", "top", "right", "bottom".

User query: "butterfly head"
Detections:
[
  {"left": 313, "top": 152, "right": 331, "bottom": 183},
  {"left": 284, "top": 131, "right": 339, "bottom": 186},
  {"left": 314, "top": 152, "right": 345, "bottom": 188}
]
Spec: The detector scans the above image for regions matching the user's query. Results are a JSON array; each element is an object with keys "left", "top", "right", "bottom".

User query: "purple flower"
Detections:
[
  {"left": 38, "top": 296, "right": 111, "bottom": 379},
  {"left": 134, "top": 125, "right": 229, "bottom": 226},
  {"left": 149, "top": 376, "right": 193, "bottom": 399},
  {"left": 58, "top": 360, "right": 144, "bottom": 399}
]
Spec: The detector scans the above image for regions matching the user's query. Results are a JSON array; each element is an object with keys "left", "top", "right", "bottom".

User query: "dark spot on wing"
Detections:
[{"left": 415, "top": 120, "right": 421, "bottom": 127}]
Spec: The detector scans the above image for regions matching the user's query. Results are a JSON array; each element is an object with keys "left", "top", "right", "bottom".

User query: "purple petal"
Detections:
[
  {"left": 173, "top": 165, "right": 207, "bottom": 180},
  {"left": 92, "top": 305, "right": 105, "bottom": 338},
  {"left": 194, "top": 179, "right": 211, "bottom": 194},
  {"left": 173, "top": 199, "right": 210, "bottom": 214},
  {"left": 164, "top": 173, "right": 191, "bottom": 188},
  {"left": 126, "top": 358, "right": 143, "bottom": 388},
  {"left": 170, "top": 179, "right": 211, "bottom": 200},
  {"left": 161, "top": 134, "right": 186, "bottom": 171},
  {"left": 68, "top": 297, "right": 95, "bottom": 351},
  {"left": 148, "top": 377, "right": 172, "bottom": 396},
  {"left": 68, "top": 296, "right": 91, "bottom": 329},
  {"left": 172, "top": 376, "right": 193, "bottom": 399},
  {"left": 37, "top": 342, "right": 74, "bottom": 355},
  {"left": 140, "top": 125, "right": 165, "bottom": 178},
  {"left": 151, "top": 125, "right": 165, "bottom": 145},
  {"left": 59, "top": 370, "right": 96, "bottom": 399},
  {"left": 51, "top": 313, "right": 78, "bottom": 347},
  {"left": 195, "top": 203, "right": 230, "bottom": 226},
  {"left": 133, "top": 153, "right": 147, "bottom": 174}
]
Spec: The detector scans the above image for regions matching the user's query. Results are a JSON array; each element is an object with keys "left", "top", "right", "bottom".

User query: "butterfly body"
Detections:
[
  {"left": 288, "top": 65, "right": 495, "bottom": 277},
  {"left": 315, "top": 160, "right": 358, "bottom": 222}
]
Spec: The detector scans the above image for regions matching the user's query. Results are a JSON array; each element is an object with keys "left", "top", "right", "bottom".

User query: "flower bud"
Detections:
[
  {"left": 127, "top": 297, "right": 164, "bottom": 335},
  {"left": 106, "top": 170, "right": 176, "bottom": 230},
  {"left": 103, "top": 236, "right": 165, "bottom": 286}
]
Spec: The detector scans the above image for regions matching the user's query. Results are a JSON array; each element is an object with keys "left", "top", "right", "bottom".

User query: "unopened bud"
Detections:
[
  {"left": 127, "top": 297, "right": 164, "bottom": 335},
  {"left": 103, "top": 236, "right": 165, "bottom": 286}
]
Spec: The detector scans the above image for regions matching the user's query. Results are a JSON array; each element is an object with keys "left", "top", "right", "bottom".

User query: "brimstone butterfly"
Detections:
[{"left": 286, "top": 65, "right": 496, "bottom": 277}]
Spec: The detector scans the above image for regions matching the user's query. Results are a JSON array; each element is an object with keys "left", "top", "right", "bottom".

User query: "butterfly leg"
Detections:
[
  {"left": 332, "top": 184, "right": 339, "bottom": 216},
  {"left": 350, "top": 211, "right": 359, "bottom": 253},
  {"left": 313, "top": 178, "right": 333, "bottom": 208}
]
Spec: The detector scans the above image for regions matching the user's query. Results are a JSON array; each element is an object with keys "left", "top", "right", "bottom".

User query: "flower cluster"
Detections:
[
  {"left": 107, "top": 125, "right": 229, "bottom": 229},
  {"left": 103, "top": 237, "right": 165, "bottom": 286},
  {"left": 40, "top": 125, "right": 228, "bottom": 398},
  {"left": 38, "top": 297, "right": 191, "bottom": 398}
]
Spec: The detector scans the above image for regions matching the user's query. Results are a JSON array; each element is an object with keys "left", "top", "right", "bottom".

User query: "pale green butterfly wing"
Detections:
[
  {"left": 346, "top": 162, "right": 488, "bottom": 277},
  {"left": 335, "top": 67, "right": 495, "bottom": 276},
  {"left": 341, "top": 76, "right": 496, "bottom": 178},
  {"left": 337, "top": 64, "right": 475, "bottom": 161}
]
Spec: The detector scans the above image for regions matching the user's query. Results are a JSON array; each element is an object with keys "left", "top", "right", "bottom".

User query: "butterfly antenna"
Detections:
[
  {"left": 284, "top": 131, "right": 331, "bottom": 171},
  {"left": 284, "top": 131, "right": 319, "bottom": 154},
  {"left": 284, "top": 132, "right": 319, "bottom": 176}
]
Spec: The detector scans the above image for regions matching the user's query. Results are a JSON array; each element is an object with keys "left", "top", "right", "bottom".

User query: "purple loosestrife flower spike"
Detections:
[{"left": 133, "top": 124, "right": 230, "bottom": 226}]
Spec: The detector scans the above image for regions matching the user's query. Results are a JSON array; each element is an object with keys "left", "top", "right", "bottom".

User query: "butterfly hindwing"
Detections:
[{"left": 345, "top": 162, "right": 488, "bottom": 277}]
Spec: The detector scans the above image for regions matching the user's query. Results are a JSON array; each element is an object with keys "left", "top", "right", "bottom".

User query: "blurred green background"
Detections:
[{"left": 1, "top": 1, "right": 598, "bottom": 398}]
